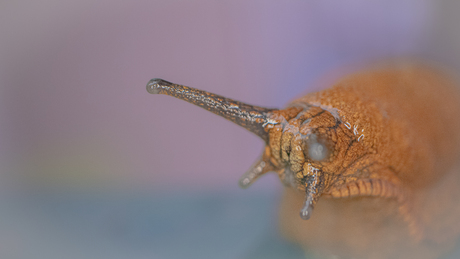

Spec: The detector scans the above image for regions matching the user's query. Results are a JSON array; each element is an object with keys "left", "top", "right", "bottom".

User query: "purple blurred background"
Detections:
[{"left": 2, "top": 1, "right": 460, "bottom": 258}]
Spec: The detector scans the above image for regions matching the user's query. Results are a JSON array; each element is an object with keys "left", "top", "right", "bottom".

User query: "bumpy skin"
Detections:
[
  {"left": 276, "top": 64, "right": 460, "bottom": 259},
  {"left": 147, "top": 63, "right": 460, "bottom": 259},
  {"left": 266, "top": 64, "right": 460, "bottom": 215}
]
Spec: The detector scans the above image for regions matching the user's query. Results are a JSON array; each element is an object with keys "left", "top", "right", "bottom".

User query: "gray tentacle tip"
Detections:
[
  {"left": 238, "top": 158, "right": 268, "bottom": 189},
  {"left": 300, "top": 197, "right": 313, "bottom": 220},
  {"left": 146, "top": 78, "right": 173, "bottom": 94},
  {"left": 238, "top": 177, "right": 252, "bottom": 189}
]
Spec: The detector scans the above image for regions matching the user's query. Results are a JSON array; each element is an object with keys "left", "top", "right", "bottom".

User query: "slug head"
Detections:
[
  {"left": 241, "top": 105, "right": 342, "bottom": 219},
  {"left": 147, "top": 79, "right": 348, "bottom": 220}
]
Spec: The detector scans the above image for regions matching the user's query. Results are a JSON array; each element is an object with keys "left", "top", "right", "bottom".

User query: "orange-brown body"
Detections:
[
  {"left": 147, "top": 62, "right": 460, "bottom": 259},
  {"left": 279, "top": 63, "right": 460, "bottom": 259}
]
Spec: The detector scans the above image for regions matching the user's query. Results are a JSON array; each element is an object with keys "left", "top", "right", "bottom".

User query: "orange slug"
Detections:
[{"left": 147, "top": 62, "right": 460, "bottom": 259}]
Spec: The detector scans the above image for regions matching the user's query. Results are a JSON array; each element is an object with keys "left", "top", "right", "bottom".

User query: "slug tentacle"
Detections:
[
  {"left": 300, "top": 196, "right": 314, "bottom": 220},
  {"left": 238, "top": 147, "right": 274, "bottom": 188},
  {"left": 300, "top": 171, "right": 325, "bottom": 220},
  {"left": 147, "top": 78, "right": 277, "bottom": 142}
]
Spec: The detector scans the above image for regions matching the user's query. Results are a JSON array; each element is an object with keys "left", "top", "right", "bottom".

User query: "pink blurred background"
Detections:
[
  {"left": 3, "top": 0, "right": 458, "bottom": 192},
  {"left": 2, "top": 1, "right": 460, "bottom": 258}
]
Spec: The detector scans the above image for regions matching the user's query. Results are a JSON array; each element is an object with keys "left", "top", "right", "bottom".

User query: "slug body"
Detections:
[{"left": 147, "top": 63, "right": 460, "bottom": 259}]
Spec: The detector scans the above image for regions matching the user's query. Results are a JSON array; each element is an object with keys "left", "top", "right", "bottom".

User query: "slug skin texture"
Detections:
[
  {"left": 279, "top": 63, "right": 460, "bottom": 259},
  {"left": 147, "top": 62, "right": 460, "bottom": 259}
]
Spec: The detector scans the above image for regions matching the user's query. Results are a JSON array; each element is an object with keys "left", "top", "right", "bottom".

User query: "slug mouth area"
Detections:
[{"left": 280, "top": 167, "right": 298, "bottom": 188}]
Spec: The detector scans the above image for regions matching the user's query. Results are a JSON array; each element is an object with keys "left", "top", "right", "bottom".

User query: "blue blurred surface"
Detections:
[
  {"left": 0, "top": 189, "right": 305, "bottom": 259},
  {"left": 3, "top": 189, "right": 460, "bottom": 259}
]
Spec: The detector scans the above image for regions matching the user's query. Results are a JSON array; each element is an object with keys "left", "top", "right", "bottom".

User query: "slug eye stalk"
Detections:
[{"left": 147, "top": 78, "right": 277, "bottom": 143}]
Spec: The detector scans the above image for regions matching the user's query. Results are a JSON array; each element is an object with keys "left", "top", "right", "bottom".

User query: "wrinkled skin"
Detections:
[
  {"left": 273, "top": 64, "right": 460, "bottom": 259},
  {"left": 147, "top": 62, "right": 460, "bottom": 259}
]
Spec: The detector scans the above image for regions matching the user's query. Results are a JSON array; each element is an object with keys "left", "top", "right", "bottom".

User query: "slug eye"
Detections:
[
  {"left": 308, "top": 142, "right": 328, "bottom": 161},
  {"left": 303, "top": 133, "right": 331, "bottom": 162}
]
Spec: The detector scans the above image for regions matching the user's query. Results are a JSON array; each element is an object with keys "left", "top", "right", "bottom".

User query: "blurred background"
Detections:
[{"left": 2, "top": 0, "right": 460, "bottom": 258}]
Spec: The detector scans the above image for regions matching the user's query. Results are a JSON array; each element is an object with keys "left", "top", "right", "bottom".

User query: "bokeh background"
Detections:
[{"left": 2, "top": 1, "right": 460, "bottom": 258}]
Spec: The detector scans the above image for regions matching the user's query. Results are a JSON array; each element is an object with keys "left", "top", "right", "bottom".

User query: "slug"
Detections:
[{"left": 147, "top": 63, "right": 460, "bottom": 259}]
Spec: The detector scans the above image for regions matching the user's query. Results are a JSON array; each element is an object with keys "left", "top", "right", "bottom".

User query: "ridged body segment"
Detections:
[
  {"left": 278, "top": 64, "right": 460, "bottom": 259},
  {"left": 147, "top": 63, "right": 460, "bottom": 259}
]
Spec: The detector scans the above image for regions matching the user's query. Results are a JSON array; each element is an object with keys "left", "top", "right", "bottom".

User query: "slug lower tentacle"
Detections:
[
  {"left": 238, "top": 146, "right": 275, "bottom": 188},
  {"left": 147, "top": 62, "right": 460, "bottom": 259}
]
